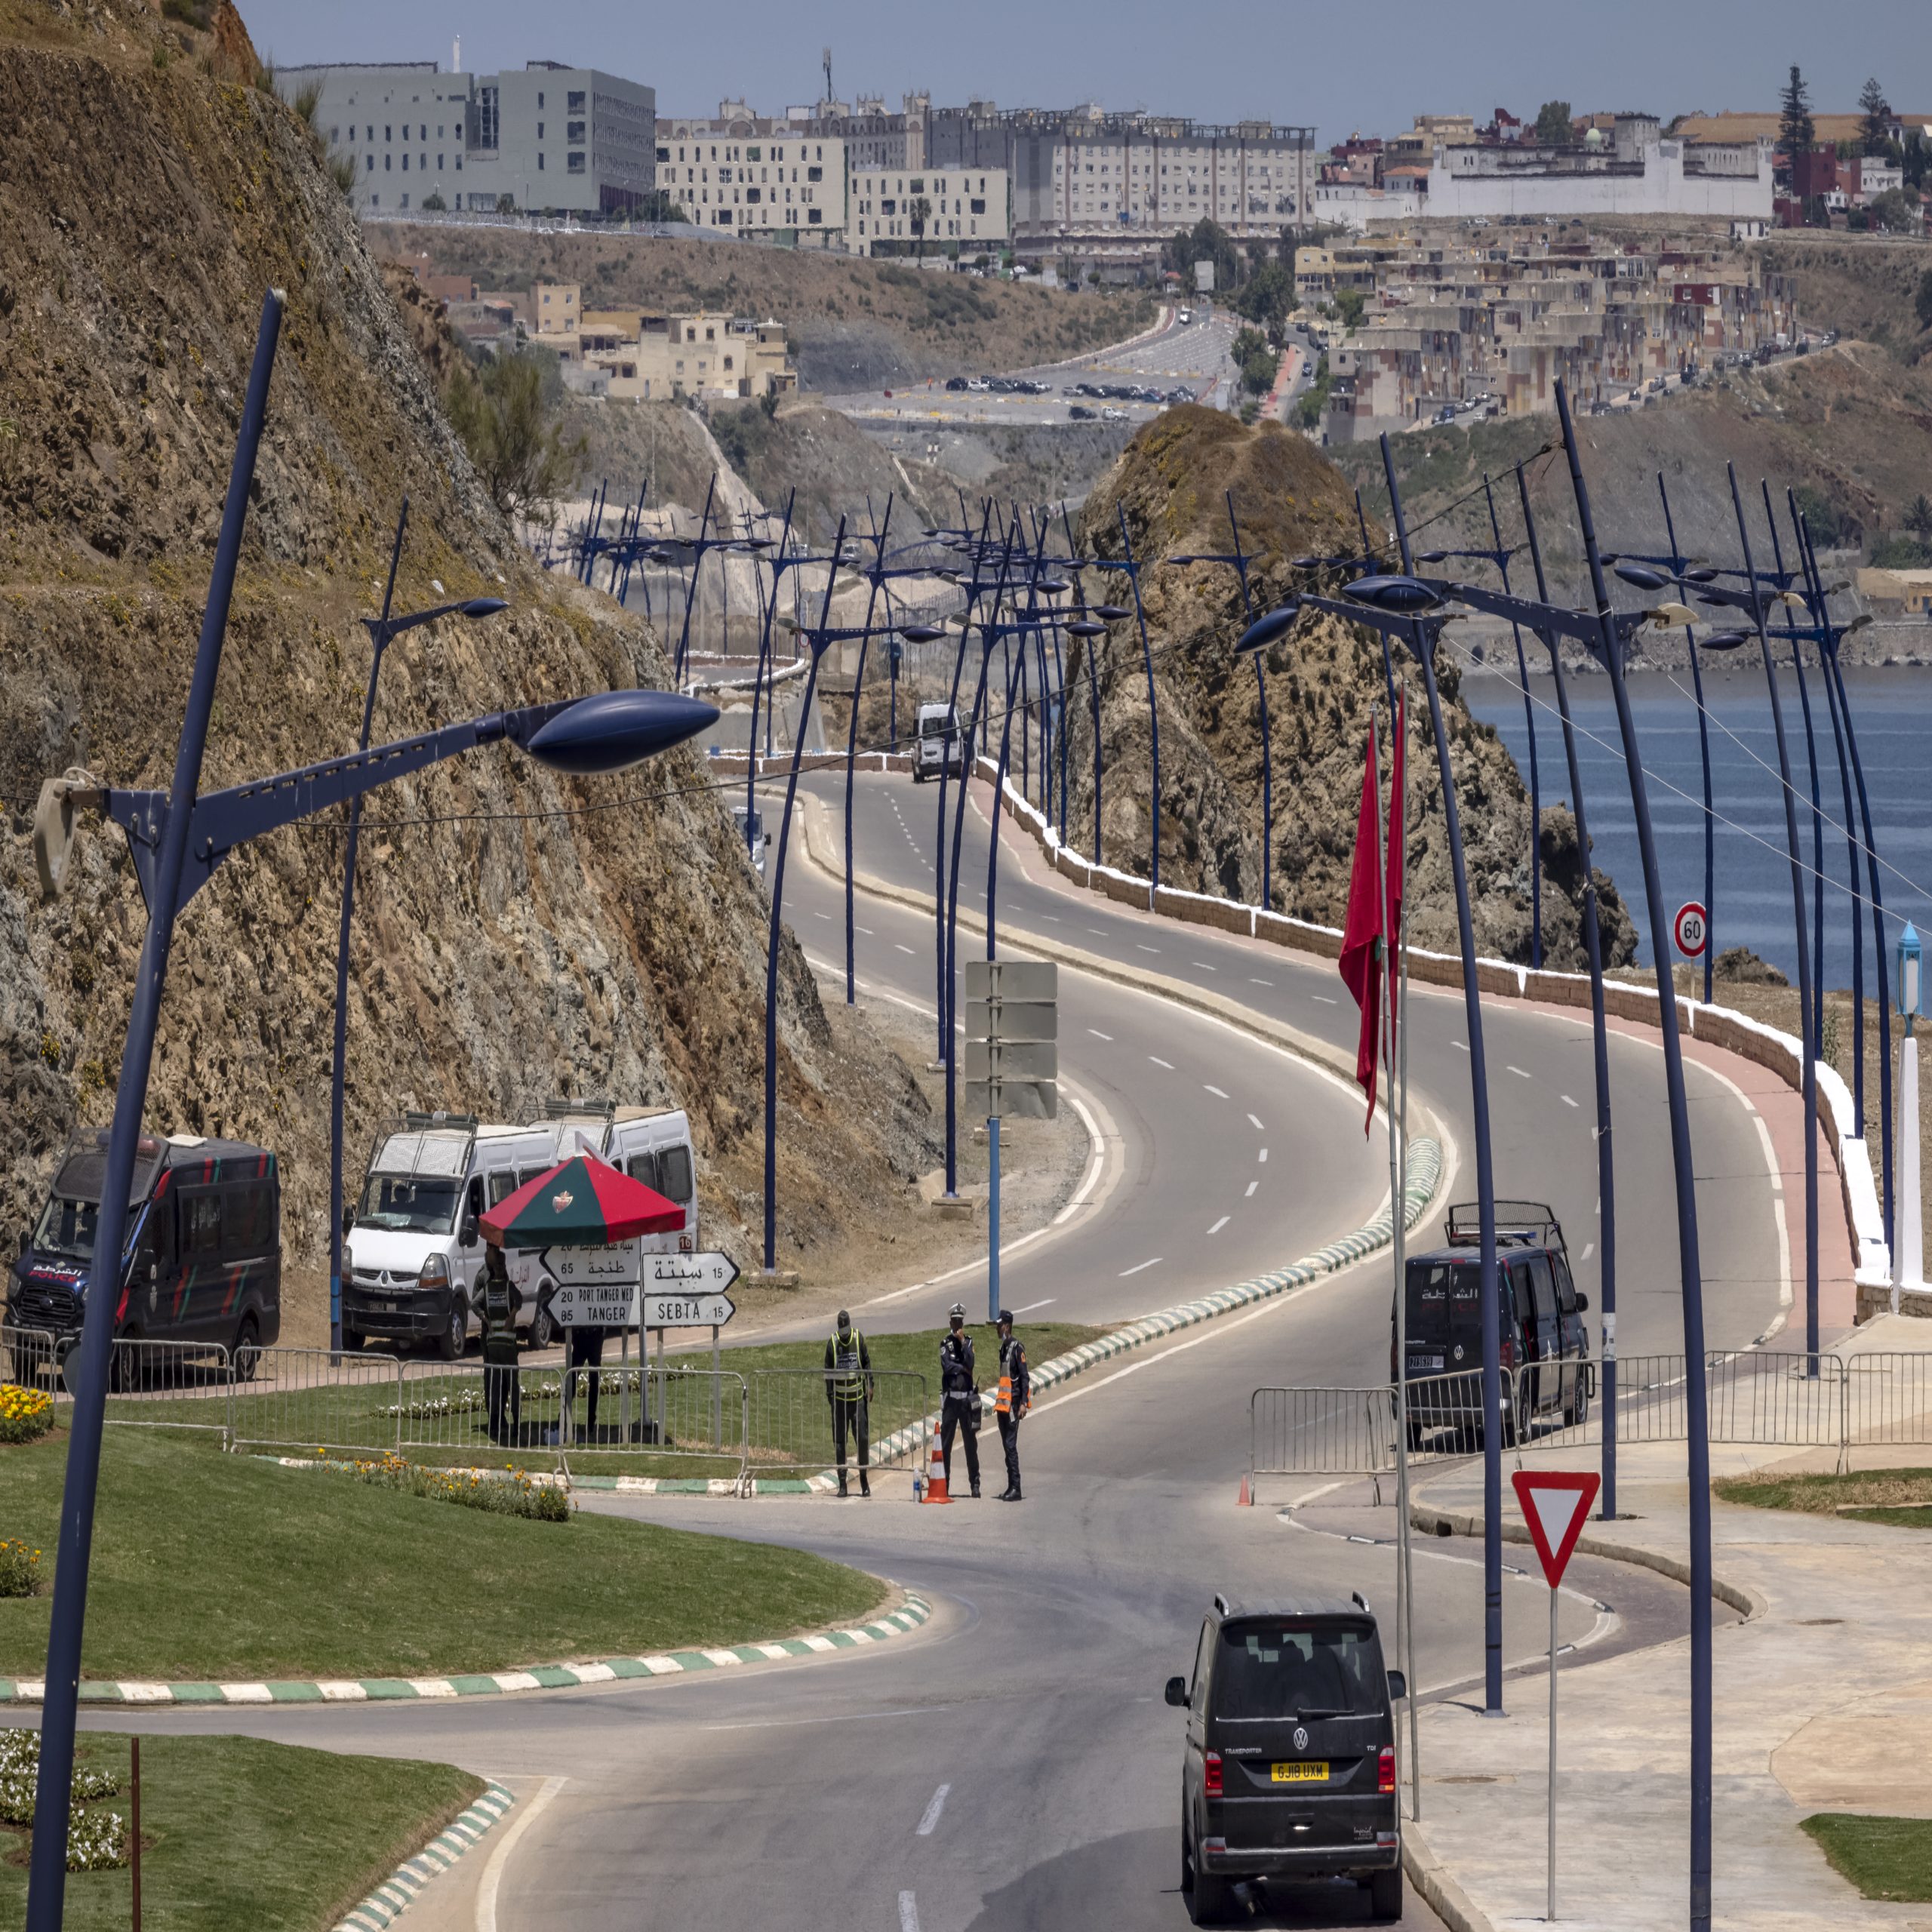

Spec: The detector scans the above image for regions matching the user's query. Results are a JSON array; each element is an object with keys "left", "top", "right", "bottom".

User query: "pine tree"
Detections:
[
  {"left": 1858, "top": 77, "right": 1890, "bottom": 155},
  {"left": 1779, "top": 65, "right": 1816, "bottom": 174}
]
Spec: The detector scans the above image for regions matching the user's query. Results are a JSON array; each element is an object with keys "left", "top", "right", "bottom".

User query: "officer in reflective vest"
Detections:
[
  {"left": 939, "top": 1301, "right": 981, "bottom": 1497},
  {"left": 481, "top": 1245, "right": 521, "bottom": 1444},
  {"left": 994, "top": 1308, "right": 1029, "bottom": 1501},
  {"left": 824, "top": 1309, "right": 875, "bottom": 1497}
]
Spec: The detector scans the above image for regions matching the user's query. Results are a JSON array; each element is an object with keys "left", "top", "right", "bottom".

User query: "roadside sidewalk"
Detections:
[{"left": 1402, "top": 1341, "right": 1932, "bottom": 1930}]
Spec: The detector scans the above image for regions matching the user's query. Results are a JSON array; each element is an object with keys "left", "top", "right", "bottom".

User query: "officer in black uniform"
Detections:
[
  {"left": 938, "top": 1300, "right": 981, "bottom": 1497},
  {"left": 480, "top": 1246, "right": 521, "bottom": 1444},
  {"left": 824, "top": 1309, "right": 875, "bottom": 1497},
  {"left": 994, "top": 1308, "right": 1029, "bottom": 1500}
]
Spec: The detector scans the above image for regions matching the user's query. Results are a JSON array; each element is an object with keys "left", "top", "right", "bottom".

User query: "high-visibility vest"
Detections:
[
  {"left": 997, "top": 1340, "right": 1027, "bottom": 1415},
  {"left": 829, "top": 1326, "right": 866, "bottom": 1401}
]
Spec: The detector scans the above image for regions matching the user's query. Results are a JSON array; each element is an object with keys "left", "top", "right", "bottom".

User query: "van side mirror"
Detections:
[
  {"left": 1574, "top": 1293, "right": 1589, "bottom": 1312},
  {"left": 1164, "top": 1675, "right": 1189, "bottom": 1707},
  {"left": 17, "top": 1229, "right": 26, "bottom": 1257},
  {"left": 1387, "top": 1669, "right": 1407, "bottom": 1701},
  {"left": 460, "top": 1216, "right": 479, "bottom": 1249},
  {"left": 340, "top": 1204, "right": 354, "bottom": 1239}
]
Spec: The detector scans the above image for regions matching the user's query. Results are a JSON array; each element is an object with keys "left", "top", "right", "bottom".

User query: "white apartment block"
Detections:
[
  {"left": 850, "top": 167, "right": 1010, "bottom": 255},
  {"left": 657, "top": 109, "right": 848, "bottom": 241}
]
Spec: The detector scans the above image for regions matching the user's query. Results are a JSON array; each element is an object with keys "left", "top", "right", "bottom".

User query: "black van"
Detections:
[
  {"left": 1393, "top": 1200, "right": 1592, "bottom": 1447},
  {"left": 1166, "top": 1592, "right": 1405, "bottom": 1924},
  {"left": 8, "top": 1128, "right": 281, "bottom": 1380}
]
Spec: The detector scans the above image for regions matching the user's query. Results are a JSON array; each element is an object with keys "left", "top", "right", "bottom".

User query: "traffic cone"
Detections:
[{"left": 923, "top": 1421, "right": 949, "bottom": 1503}]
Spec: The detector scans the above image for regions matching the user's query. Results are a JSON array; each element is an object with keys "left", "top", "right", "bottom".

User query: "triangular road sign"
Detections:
[{"left": 1511, "top": 1470, "right": 1601, "bottom": 1587}]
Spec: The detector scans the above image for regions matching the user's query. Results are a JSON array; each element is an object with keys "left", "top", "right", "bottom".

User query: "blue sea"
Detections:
[{"left": 1463, "top": 663, "right": 1932, "bottom": 987}]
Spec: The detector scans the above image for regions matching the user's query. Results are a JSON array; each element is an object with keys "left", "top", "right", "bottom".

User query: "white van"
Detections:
[
  {"left": 342, "top": 1113, "right": 558, "bottom": 1358},
  {"left": 913, "top": 703, "right": 974, "bottom": 781}
]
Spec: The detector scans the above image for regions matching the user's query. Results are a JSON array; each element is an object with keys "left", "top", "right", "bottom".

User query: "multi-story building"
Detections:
[
  {"left": 927, "top": 103, "right": 1316, "bottom": 275},
  {"left": 278, "top": 59, "right": 656, "bottom": 217},
  {"left": 656, "top": 106, "right": 849, "bottom": 242},
  {"left": 849, "top": 165, "right": 1010, "bottom": 255},
  {"left": 576, "top": 309, "right": 795, "bottom": 400}
]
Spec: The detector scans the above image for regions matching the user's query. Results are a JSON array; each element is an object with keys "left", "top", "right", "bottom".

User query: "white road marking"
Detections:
[
  {"left": 1119, "top": 1257, "right": 1163, "bottom": 1277},
  {"left": 1137, "top": 943, "right": 1161, "bottom": 953},
  {"left": 1581, "top": 1242, "right": 1595, "bottom": 1262},
  {"left": 1204, "top": 1084, "right": 1229, "bottom": 1099},
  {"left": 1246, "top": 1180, "right": 1259, "bottom": 1197},
  {"left": 917, "top": 1784, "right": 951, "bottom": 1836},
  {"left": 476, "top": 1775, "right": 569, "bottom": 1932},
  {"left": 1257, "top": 1147, "right": 1269, "bottom": 1163},
  {"left": 1088, "top": 1028, "right": 1114, "bottom": 1041},
  {"left": 857, "top": 925, "right": 875, "bottom": 936},
  {"left": 1507, "top": 1065, "right": 1532, "bottom": 1080},
  {"left": 1043, "top": 914, "right": 1062, "bottom": 922},
  {"left": 1087, "top": 927, "right": 1107, "bottom": 937},
  {"left": 900, "top": 1891, "right": 921, "bottom": 1932},
  {"left": 1247, "top": 1113, "right": 1266, "bottom": 1131},
  {"left": 1752, "top": 1112, "right": 1782, "bottom": 1194},
  {"left": 1014, "top": 1297, "right": 1057, "bottom": 1313},
  {"left": 1052, "top": 1091, "right": 1109, "bottom": 1226},
  {"left": 1561, "top": 1094, "right": 1579, "bottom": 1108},
  {"left": 1250, "top": 977, "right": 1274, "bottom": 986},
  {"left": 1312, "top": 994, "right": 1338, "bottom": 1005},
  {"left": 1192, "top": 961, "right": 1217, "bottom": 972},
  {"left": 1149, "top": 1056, "right": 1175, "bottom": 1069},
  {"left": 1454, "top": 1041, "right": 1469, "bottom": 1052},
  {"left": 1208, "top": 1215, "right": 1230, "bottom": 1235},
  {"left": 814, "top": 910, "right": 831, "bottom": 920},
  {"left": 896, "top": 943, "right": 915, "bottom": 954}
]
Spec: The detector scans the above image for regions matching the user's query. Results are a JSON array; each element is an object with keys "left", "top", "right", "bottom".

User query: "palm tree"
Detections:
[{"left": 909, "top": 195, "right": 933, "bottom": 260}]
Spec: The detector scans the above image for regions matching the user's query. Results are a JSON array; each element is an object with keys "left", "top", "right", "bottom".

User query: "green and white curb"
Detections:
[
  {"left": 774, "top": 1137, "right": 1445, "bottom": 1491},
  {"left": 332, "top": 1782, "right": 513, "bottom": 1932},
  {"left": 0, "top": 1595, "right": 932, "bottom": 1707}
]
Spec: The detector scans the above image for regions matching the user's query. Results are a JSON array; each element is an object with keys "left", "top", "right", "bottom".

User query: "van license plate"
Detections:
[
  {"left": 1270, "top": 1761, "right": 1329, "bottom": 1783},
  {"left": 1409, "top": 1355, "right": 1444, "bottom": 1374}
]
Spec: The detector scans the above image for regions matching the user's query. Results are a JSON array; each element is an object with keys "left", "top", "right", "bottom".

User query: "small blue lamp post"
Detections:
[{"left": 1899, "top": 924, "right": 1924, "bottom": 1305}]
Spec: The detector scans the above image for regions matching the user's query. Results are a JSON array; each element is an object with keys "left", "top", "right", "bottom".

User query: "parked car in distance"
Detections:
[
  {"left": 1178, "top": 306, "right": 1193, "bottom": 324},
  {"left": 1069, "top": 404, "right": 1097, "bottom": 420},
  {"left": 730, "top": 802, "right": 770, "bottom": 878},
  {"left": 1102, "top": 405, "right": 1129, "bottom": 422},
  {"left": 945, "top": 375, "right": 968, "bottom": 392},
  {"left": 9, "top": 1127, "right": 281, "bottom": 1382},
  {"left": 1393, "top": 1199, "right": 1591, "bottom": 1447},
  {"left": 965, "top": 377, "right": 990, "bottom": 392},
  {"left": 1168, "top": 1592, "right": 1404, "bottom": 1923}
]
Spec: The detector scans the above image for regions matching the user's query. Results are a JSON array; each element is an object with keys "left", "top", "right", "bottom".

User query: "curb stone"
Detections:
[
  {"left": 1401, "top": 1818, "right": 1497, "bottom": 1932},
  {"left": 0, "top": 1595, "right": 931, "bottom": 1708},
  {"left": 332, "top": 1782, "right": 514, "bottom": 1932}
]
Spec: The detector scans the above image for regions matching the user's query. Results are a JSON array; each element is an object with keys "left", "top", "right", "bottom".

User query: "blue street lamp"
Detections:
[
  {"left": 328, "top": 502, "right": 509, "bottom": 1355},
  {"left": 1901, "top": 924, "right": 1924, "bottom": 1033},
  {"left": 842, "top": 496, "right": 897, "bottom": 1003},
  {"left": 25, "top": 291, "right": 717, "bottom": 1930},
  {"left": 1110, "top": 503, "right": 1163, "bottom": 897}
]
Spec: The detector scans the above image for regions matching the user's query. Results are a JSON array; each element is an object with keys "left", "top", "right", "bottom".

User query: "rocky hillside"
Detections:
[
  {"left": 1063, "top": 408, "right": 1636, "bottom": 971},
  {"left": 0, "top": 0, "right": 937, "bottom": 1327}
]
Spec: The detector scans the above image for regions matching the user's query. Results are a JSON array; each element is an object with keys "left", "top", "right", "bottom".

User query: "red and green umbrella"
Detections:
[{"left": 479, "top": 1152, "right": 683, "bottom": 1251}]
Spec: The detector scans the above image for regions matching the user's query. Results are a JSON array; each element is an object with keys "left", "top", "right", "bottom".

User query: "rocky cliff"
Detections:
[
  {"left": 0, "top": 0, "right": 937, "bottom": 1330},
  {"left": 1063, "top": 408, "right": 1636, "bottom": 970}
]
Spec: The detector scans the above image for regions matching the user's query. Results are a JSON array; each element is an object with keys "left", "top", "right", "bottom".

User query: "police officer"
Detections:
[
  {"left": 824, "top": 1309, "right": 875, "bottom": 1497},
  {"left": 939, "top": 1300, "right": 981, "bottom": 1498},
  {"left": 994, "top": 1308, "right": 1029, "bottom": 1500},
  {"left": 480, "top": 1246, "right": 521, "bottom": 1444},
  {"left": 565, "top": 1318, "right": 608, "bottom": 1441}
]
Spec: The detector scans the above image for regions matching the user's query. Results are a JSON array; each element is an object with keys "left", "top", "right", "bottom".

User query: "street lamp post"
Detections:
[
  {"left": 24, "top": 284, "right": 719, "bottom": 1932},
  {"left": 328, "top": 505, "right": 509, "bottom": 1354},
  {"left": 1657, "top": 475, "right": 1718, "bottom": 1006},
  {"left": 743, "top": 493, "right": 800, "bottom": 857},
  {"left": 1113, "top": 504, "right": 1163, "bottom": 899},
  {"left": 843, "top": 497, "right": 896, "bottom": 1003}
]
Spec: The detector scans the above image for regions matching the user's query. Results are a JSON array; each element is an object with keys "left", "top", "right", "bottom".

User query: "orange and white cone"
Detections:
[{"left": 923, "top": 1420, "right": 950, "bottom": 1503}]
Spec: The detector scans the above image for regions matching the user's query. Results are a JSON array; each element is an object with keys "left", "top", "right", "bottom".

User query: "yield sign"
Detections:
[{"left": 1511, "top": 1470, "right": 1601, "bottom": 1587}]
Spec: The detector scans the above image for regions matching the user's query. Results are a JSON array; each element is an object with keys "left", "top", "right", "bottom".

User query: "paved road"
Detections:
[{"left": 65, "top": 764, "right": 1792, "bottom": 1929}]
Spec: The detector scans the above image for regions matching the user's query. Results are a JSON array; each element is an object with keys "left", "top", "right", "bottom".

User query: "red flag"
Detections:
[
  {"left": 1385, "top": 691, "right": 1405, "bottom": 1055},
  {"left": 1339, "top": 718, "right": 1385, "bottom": 1131}
]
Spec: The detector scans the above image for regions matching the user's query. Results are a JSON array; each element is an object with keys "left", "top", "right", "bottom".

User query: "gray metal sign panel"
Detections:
[
  {"left": 964, "top": 1040, "right": 1059, "bottom": 1081},
  {"left": 965, "top": 1079, "right": 1059, "bottom": 1120},
  {"left": 964, "top": 1000, "right": 1059, "bottom": 1044},
  {"left": 963, "top": 958, "right": 1058, "bottom": 1004}
]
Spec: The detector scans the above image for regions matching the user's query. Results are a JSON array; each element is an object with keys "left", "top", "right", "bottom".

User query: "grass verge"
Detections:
[
  {"left": 0, "top": 1428, "right": 884, "bottom": 1681},
  {"left": 0, "top": 1731, "right": 481, "bottom": 1930},
  {"left": 1714, "top": 1466, "right": 1932, "bottom": 1526},
  {"left": 1801, "top": 1813, "right": 1932, "bottom": 1901}
]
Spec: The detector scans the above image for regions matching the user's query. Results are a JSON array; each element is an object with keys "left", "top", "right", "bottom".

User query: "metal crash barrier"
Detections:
[{"left": 746, "top": 1368, "right": 932, "bottom": 1478}]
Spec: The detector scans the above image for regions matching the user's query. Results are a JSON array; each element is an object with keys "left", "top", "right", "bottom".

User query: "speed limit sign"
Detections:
[{"left": 1674, "top": 901, "right": 1709, "bottom": 959}]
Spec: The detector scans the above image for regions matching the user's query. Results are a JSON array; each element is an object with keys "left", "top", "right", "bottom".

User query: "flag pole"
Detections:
[{"left": 1395, "top": 685, "right": 1419, "bottom": 1820}]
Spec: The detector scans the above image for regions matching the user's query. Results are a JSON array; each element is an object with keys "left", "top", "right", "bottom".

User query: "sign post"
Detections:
[
  {"left": 1512, "top": 1469, "right": 1601, "bottom": 1923},
  {"left": 964, "top": 959, "right": 1058, "bottom": 1321},
  {"left": 1673, "top": 900, "right": 1709, "bottom": 962}
]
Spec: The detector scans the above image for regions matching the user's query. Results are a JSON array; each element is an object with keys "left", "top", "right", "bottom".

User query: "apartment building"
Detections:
[
  {"left": 277, "top": 59, "right": 656, "bottom": 217},
  {"left": 577, "top": 309, "right": 795, "bottom": 400},
  {"left": 849, "top": 166, "right": 1010, "bottom": 255},
  {"left": 927, "top": 103, "right": 1315, "bottom": 273},
  {"left": 657, "top": 106, "right": 848, "bottom": 241}
]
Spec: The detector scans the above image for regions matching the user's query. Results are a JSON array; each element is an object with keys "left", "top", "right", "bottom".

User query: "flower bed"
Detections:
[
  {"left": 0, "top": 1384, "right": 54, "bottom": 1445},
  {"left": 0, "top": 1539, "right": 42, "bottom": 1598},
  {"left": 0, "top": 1730, "right": 128, "bottom": 1869},
  {"left": 331, "top": 1452, "right": 571, "bottom": 1523}
]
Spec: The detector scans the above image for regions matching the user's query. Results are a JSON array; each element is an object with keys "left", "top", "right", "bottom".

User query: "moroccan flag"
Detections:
[
  {"left": 1339, "top": 718, "right": 1386, "bottom": 1131},
  {"left": 1385, "top": 691, "right": 1405, "bottom": 1058}
]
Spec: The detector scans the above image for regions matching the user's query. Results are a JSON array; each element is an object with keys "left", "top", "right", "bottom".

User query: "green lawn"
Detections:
[
  {"left": 1802, "top": 1814, "right": 1932, "bottom": 1901},
  {"left": 0, "top": 1732, "right": 481, "bottom": 1931},
  {"left": 1715, "top": 1467, "right": 1932, "bottom": 1524},
  {"left": 0, "top": 1428, "right": 884, "bottom": 1681}
]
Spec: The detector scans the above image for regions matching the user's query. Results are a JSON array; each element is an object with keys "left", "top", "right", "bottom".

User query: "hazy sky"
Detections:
[{"left": 244, "top": 1, "right": 1930, "bottom": 141}]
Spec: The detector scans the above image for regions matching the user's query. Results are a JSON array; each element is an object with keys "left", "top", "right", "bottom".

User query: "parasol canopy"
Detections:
[{"left": 479, "top": 1152, "right": 684, "bottom": 1251}]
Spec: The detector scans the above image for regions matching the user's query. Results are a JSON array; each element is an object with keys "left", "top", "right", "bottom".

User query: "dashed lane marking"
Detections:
[
  {"left": 1088, "top": 1028, "right": 1114, "bottom": 1041},
  {"left": 1257, "top": 1147, "right": 1269, "bottom": 1163},
  {"left": 1204, "top": 1085, "right": 1228, "bottom": 1099},
  {"left": 1561, "top": 1094, "right": 1579, "bottom": 1108},
  {"left": 917, "top": 1784, "right": 951, "bottom": 1835},
  {"left": 1119, "top": 1257, "right": 1163, "bottom": 1277},
  {"left": 1149, "top": 1056, "right": 1174, "bottom": 1069},
  {"left": 1208, "top": 1216, "right": 1230, "bottom": 1235},
  {"left": 1312, "top": 994, "right": 1338, "bottom": 1005},
  {"left": 1246, "top": 1180, "right": 1260, "bottom": 1198}
]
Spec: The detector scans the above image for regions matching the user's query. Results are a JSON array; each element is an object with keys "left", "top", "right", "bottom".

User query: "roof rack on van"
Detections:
[
  {"left": 1352, "top": 1590, "right": 1372, "bottom": 1615},
  {"left": 1213, "top": 1592, "right": 1232, "bottom": 1617},
  {"left": 403, "top": 1110, "right": 479, "bottom": 1131},
  {"left": 1442, "top": 1200, "right": 1564, "bottom": 1256},
  {"left": 544, "top": 1096, "right": 616, "bottom": 1121}
]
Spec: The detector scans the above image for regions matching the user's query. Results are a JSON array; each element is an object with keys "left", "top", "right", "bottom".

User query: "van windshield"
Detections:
[
  {"left": 356, "top": 1173, "right": 463, "bottom": 1235},
  {"left": 1214, "top": 1622, "right": 1382, "bottom": 1720},
  {"left": 32, "top": 1195, "right": 101, "bottom": 1263}
]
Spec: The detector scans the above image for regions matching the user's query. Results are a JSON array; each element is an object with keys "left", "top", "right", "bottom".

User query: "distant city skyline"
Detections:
[{"left": 242, "top": 0, "right": 1932, "bottom": 145}]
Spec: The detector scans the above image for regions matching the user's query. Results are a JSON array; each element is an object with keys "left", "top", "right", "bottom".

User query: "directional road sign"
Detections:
[
  {"left": 1511, "top": 1469, "right": 1601, "bottom": 1587},
  {"left": 1673, "top": 900, "right": 1709, "bottom": 961},
  {"left": 543, "top": 1241, "right": 640, "bottom": 1288},
  {"left": 964, "top": 958, "right": 1058, "bottom": 1120},
  {"left": 645, "top": 1251, "right": 740, "bottom": 1295},
  {"left": 551, "top": 1280, "right": 641, "bottom": 1328},
  {"left": 641, "top": 1290, "right": 737, "bottom": 1330}
]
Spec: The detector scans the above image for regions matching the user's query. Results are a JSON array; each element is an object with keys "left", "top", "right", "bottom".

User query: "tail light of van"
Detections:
[
  {"left": 1378, "top": 1747, "right": 1396, "bottom": 1795},
  {"left": 1499, "top": 1333, "right": 1516, "bottom": 1371},
  {"left": 1204, "top": 1752, "right": 1223, "bottom": 1798}
]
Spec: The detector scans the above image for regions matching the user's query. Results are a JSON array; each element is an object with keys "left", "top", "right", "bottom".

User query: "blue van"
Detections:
[{"left": 8, "top": 1128, "right": 281, "bottom": 1380}]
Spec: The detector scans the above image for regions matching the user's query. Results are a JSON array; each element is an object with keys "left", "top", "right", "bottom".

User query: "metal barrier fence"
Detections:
[
  {"left": 230, "top": 1347, "right": 414, "bottom": 1457},
  {"left": 746, "top": 1368, "right": 931, "bottom": 1476},
  {"left": 1253, "top": 1349, "right": 1932, "bottom": 1491}
]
